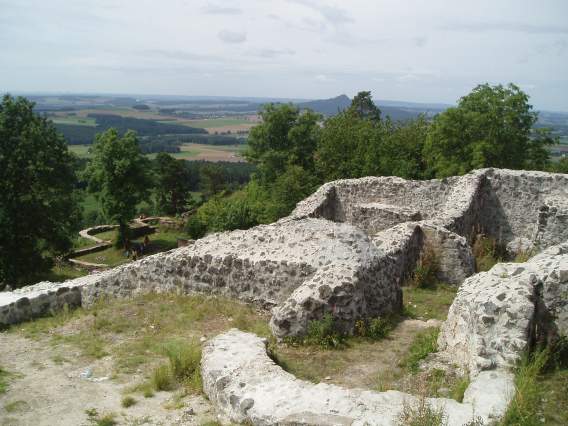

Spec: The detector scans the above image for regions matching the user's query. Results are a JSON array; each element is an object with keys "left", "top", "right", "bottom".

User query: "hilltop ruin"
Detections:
[{"left": 1, "top": 168, "right": 567, "bottom": 425}]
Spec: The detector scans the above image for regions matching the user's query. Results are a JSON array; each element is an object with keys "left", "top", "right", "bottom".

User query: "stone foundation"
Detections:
[
  {"left": 1, "top": 168, "right": 567, "bottom": 340},
  {"left": 201, "top": 329, "right": 513, "bottom": 426}
]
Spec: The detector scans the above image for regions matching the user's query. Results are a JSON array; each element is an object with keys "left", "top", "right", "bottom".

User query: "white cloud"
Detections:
[
  {"left": 218, "top": 29, "right": 247, "bottom": 44},
  {"left": 315, "top": 74, "right": 336, "bottom": 82},
  {"left": 1, "top": 0, "right": 567, "bottom": 110},
  {"left": 201, "top": 3, "right": 242, "bottom": 15}
]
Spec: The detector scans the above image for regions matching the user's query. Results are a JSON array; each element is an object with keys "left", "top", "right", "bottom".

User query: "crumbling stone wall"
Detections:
[
  {"left": 438, "top": 242, "right": 568, "bottom": 375},
  {"left": 1, "top": 168, "right": 567, "bottom": 340},
  {"left": 201, "top": 329, "right": 514, "bottom": 426}
]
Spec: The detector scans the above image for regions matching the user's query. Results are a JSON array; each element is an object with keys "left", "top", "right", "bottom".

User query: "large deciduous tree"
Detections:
[
  {"left": 0, "top": 95, "right": 80, "bottom": 288},
  {"left": 315, "top": 92, "right": 384, "bottom": 181},
  {"left": 85, "top": 129, "right": 151, "bottom": 247},
  {"left": 424, "top": 83, "right": 554, "bottom": 178},
  {"left": 154, "top": 152, "right": 192, "bottom": 215},
  {"left": 243, "top": 103, "right": 322, "bottom": 221},
  {"left": 245, "top": 103, "right": 321, "bottom": 184}
]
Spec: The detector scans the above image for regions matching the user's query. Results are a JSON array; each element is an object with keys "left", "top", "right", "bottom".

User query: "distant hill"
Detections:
[
  {"left": 295, "top": 94, "right": 446, "bottom": 120},
  {"left": 296, "top": 95, "right": 352, "bottom": 115}
]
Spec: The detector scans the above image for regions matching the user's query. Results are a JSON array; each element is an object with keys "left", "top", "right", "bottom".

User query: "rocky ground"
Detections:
[
  {"left": 0, "top": 289, "right": 455, "bottom": 426},
  {"left": 0, "top": 332, "right": 215, "bottom": 426}
]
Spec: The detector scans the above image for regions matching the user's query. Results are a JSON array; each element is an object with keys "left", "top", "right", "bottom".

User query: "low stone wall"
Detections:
[
  {"left": 1, "top": 168, "right": 567, "bottom": 340},
  {"left": 292, "top": 168, "right": 568, "bottom": 250},
  {"left": 201, "top": 329, "right": 513, "bottom": 426}
]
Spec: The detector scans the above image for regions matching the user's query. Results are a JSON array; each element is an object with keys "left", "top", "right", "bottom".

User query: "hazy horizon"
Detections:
[{"left": 1, "top": 0, "right": 567, "bottom": 111}]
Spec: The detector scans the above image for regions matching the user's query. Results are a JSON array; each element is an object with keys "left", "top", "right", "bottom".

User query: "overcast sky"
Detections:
[{"left": 1, "top": 0, "right": 567, "bottom": 110}]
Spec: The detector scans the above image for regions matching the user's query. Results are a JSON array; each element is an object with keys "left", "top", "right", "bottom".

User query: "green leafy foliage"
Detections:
[
  {"left": 354, "top": 317, "right": 395, "bottom": 340},
  {"left": 425, "top": 83, "right": 555, "bottom": 177},
  {"left": 84, "top": 128, "right": 151, "bottom": 247},
  {"left": 0, "top": 95, "right": 81, "bottom": 288},
  {"left": 154, "top": 153, "right": 194, "bottom": 215},
  {"left": 286, "top": 313, "right": 347, "bottom": 349}
]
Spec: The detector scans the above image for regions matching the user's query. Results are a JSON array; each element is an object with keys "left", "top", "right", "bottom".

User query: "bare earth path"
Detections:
[{"left": 0, "top": 333, "right": 215, "bottom": 426}]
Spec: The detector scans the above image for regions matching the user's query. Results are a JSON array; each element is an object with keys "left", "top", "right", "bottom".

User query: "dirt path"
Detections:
[{"left": 0, "top": 333, "right": 216, "bottom": 426}]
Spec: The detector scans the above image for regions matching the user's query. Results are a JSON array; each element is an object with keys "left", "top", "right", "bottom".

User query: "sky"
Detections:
[{"left": 1, "top": 0, "right": 567, "bottom": 110}]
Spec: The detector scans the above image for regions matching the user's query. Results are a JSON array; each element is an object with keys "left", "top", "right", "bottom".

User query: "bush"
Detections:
[
  {"left": 288, "top": 314, "right": 347, "bottom": 349},
  {"left": 354, "top": 317, "right": 394, "bottom": 340},
  {"left": 185, "top": 215, "right": 207, "bottom": 240},
  {"left": 121, "top": 396, "right": 137, "bottom": 408},
  {"left": 410, "top": 247, "right": 439, "bottom": 289},
  {"left": 195, "top": 194, "right": 258, "bottom": 234}
]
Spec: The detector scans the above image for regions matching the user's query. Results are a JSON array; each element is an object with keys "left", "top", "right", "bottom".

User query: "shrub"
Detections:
[
  {"left": 410, "top": 247, "right": 439, "bottom": 289},
  {"left": 305, "top": 314, "right": 346, "bottom": 349},
  {"left": 354, "top": 317, "right": 394, "bottom": 340},
  {"left": 185, "top": 214, "right": 207, "bottom": 240},
  {"left": 287, "top": 314, "right": 346, "bottom": 349}
]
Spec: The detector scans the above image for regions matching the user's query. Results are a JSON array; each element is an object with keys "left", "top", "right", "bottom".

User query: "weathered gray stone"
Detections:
[
  {"left": 438, "top": 242, "right": 568, "bottom": 375},
  {"left": 2, "top": 168, "right": 567, "bottom": 340},
  {"left": 201, "top": 329, "right": 513, "bottom": 426}
]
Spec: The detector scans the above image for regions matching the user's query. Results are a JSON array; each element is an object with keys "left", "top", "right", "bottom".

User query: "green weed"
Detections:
[
  {"left": 401, "top": 328, "right": 440, "bottom": 373},
  {"left": 500, "top": 350, "right": 549, "bottom": 426},
  {"left": 121, "top": 395, "right": 137, "bottom": 408}
]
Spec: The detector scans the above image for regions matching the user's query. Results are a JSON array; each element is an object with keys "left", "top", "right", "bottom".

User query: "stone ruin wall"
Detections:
[
  {"left": 477, "top": 169, "right": 568, "bottom": 250},
  {"left": 2, "top": 168, "right": 568, "bottom": 425},
  {"left": 1, "top": 168, "right": 567, "bottom": 342}
]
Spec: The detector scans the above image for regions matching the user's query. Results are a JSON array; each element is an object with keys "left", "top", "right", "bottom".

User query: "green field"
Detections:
[
  {"left": 74, "top": 226, "right": 187, "bottom": 267},
  {"left": 52, "top": 116, "right": 97, "bottom": 127},
  {"left": 69, "top": 145, "right": 92, "bottom": 158},
  {"left": 71, "top": 143, "right": 245, "bottom": 162},
  {"left": 160, "top": 118, "right": 250, "bottom": 129}
]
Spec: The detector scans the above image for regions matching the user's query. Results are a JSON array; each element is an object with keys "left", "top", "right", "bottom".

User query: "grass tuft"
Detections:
[
  {"left": 0, "top": 366, "right": 10, "bottom": 394},
  {"left": 409, "top": 246, "right": 439, "bottom": 289},
  {"left": 152, "top": 364, "right": 175, "bottom": 391},
  {"left": 500, "top": 350, "right": 549, "bottom": 426},
  {"left": 287, "top": 313, "right": 347, "bottom": 349},
  {"left": 121, "top": 395, "right": 137, "bottom": 408},
  {"left": 397, "top": 395, "right": 447, "bottom": 426},
  {"left": 450, "top": 376, "right": 470, "bottom": 403},
  {"left": 400, "top": 328, "right": 440, "bottom": 373},
  {"left": 85, "top": 408, "right": 117, "bottom": 426}
]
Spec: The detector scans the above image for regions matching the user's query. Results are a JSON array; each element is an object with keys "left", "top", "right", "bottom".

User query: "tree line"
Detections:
[
  {"left": 1, "top": 84, "right": 566, "bottom": 288},
  {"left": 186, "top": 84, "right": 563, "bottom": 239}
]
